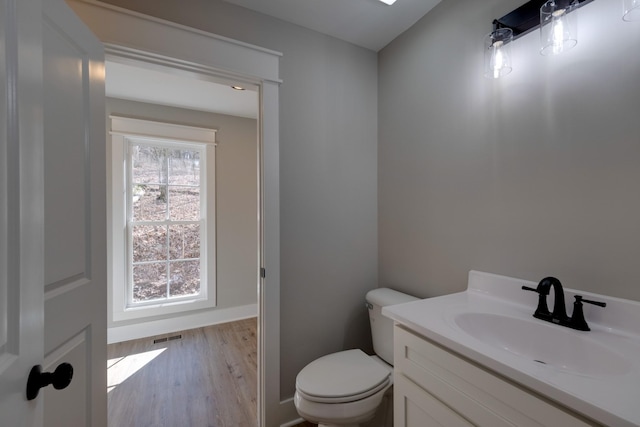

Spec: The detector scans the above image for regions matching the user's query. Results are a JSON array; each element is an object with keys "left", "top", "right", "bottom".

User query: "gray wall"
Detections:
[
  {"left": 379, "top": 0, "right": 640, "bottom": 301},
  {"left": 106, "top": 98, "right": 258, "bottom": 328},
  {"left": 101, "top": 0, "right": 379, "bottom": 400}
]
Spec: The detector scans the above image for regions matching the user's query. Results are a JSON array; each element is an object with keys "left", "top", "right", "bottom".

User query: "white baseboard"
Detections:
[
  {"left": 279, "top": 396, "right": 303, "bottom": 427},
  {"left": 107, "top": 303, "right": 258, "bottom": 344}
]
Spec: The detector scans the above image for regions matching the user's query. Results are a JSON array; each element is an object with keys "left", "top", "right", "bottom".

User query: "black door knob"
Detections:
[{"left": 26, "top": 362, "right": 74, "bottom": 401}]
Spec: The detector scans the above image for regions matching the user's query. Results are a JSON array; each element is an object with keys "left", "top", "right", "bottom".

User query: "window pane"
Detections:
[
  {"left": 133, "top": 262, "right": 167, "bottom": 302},
  {"left": 132, "top": 145, "right": 168, "bottom": 185},
  {"left": 169, "top": 224, "right": 200, "bottom": 260},
  {"left": 169, "top": 150, "right": 200, "bottom": 186},
  {"left": 169, "top": 260, "right": 200, "bottom": 298},
  {"left": 133, "top": 225, "right": 167, "bottom": 262},
  {"left": 169, "top": 186, "right": 200, "bottom": 221},
  {"left": 132, "top": 185, "right": 167, "bottom": 221}
]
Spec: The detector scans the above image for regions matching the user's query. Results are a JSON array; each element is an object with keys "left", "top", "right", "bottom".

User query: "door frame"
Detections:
[{"left": 67, "top": 1, "right": 282, "bottom": 425}]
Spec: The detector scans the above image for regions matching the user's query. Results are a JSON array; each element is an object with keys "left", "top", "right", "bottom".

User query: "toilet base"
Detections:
[
  {"left": 363, "top": 390, "right": 393, "bottom": 427},
  {"left": 299, "top": 387, "right": 393, "bottom": 427}
]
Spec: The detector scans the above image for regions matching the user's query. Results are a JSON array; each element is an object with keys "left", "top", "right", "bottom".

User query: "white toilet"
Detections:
[{"left": 294, "top": 288, "right": 418, "bottom": 427}]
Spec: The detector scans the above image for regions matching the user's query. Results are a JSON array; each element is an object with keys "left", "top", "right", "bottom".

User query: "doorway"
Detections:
[
  {"left": 104, "top": 54, "right": 261, "bottom": 425},
  {"left": 67, "top": 2, "right": 282, "bottom": 424}
]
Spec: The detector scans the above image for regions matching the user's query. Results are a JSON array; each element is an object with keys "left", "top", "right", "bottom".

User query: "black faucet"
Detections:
[{"left": 522, "top": 277, "right": 606, "bottom": 331}]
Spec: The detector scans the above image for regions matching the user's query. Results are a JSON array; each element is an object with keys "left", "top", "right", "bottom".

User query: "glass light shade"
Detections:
[
  {"left": 623, "top": 0, "right": 640, "bottom": 21},
  {"left": 540, "top": 1, "right": 578, "bottom": 55},
  {"left": 484, "top": 28, "right": 513, "bottom": 79}
]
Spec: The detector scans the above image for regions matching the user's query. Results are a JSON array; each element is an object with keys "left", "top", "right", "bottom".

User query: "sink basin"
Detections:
[{"left": 454, "top": 312, "right": 632, "bottom": 376}]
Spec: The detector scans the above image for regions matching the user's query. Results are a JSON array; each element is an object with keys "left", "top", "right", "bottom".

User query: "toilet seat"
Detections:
[{"left": 295, "top": 349, "right": 391, "bottom": 404}]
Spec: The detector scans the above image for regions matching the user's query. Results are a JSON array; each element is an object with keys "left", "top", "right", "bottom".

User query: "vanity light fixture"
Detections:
[
  {"left": 484, "top": 27, "right": 513, "bottom": 79},
  {"left": 231, "top": 85, "right": 245, "bottom": 90},
  {"left": 623, "top": 0, "right": 640, "bottom": 20},
  {"left": 379, "top": 0, "right": 397, "bottom": 5},
  {"left": 485, "top": 0, "right": 593, "bottom": 78}
]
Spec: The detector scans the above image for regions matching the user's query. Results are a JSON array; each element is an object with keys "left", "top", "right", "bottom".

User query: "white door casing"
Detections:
[
  {"left": 42, "top": 0, "right": 107, "bottom": 426},
  {"left": 0, "top": 0, "right": 45, "bottom": 425}
]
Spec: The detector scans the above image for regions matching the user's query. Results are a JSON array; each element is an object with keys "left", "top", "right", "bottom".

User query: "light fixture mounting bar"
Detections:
[{"left": 493, "top": 0, "right": 594, "bottom": 40}]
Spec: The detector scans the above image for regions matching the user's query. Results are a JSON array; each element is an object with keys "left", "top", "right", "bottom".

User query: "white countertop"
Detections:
[{"left": 382, "top": 271, "right": 640, "bottom": 427}]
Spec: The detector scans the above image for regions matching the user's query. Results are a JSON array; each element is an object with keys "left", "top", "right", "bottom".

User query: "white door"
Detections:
[
  {"left": 41, "top": 0, "right": 106, "bottom": 425},
  {"left": 0, "top": 0, "right": 107, "bottom": 425}
]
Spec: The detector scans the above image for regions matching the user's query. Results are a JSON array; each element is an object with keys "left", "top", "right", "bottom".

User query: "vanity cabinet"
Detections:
[{"left": 393, "top": 325, "right": 600, "bottom": 427}]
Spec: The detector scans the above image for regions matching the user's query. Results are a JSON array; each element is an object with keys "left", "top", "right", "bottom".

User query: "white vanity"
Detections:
[{"left": 382, "top": 271, "right": 640, "bottom": 427}]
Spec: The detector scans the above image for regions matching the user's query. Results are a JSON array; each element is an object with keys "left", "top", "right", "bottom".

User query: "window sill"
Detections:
[{"left": 112, "top": 295, "right": 217, "bottom": 322}]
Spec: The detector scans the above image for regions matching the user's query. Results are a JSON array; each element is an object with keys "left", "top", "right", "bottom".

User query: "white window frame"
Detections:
[{"left": 110, "top": 116, "right": 217, "bottom": 321}]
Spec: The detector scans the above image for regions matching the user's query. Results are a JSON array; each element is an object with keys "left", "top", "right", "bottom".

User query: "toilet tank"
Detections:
[{"left": 366, "top": 288, "right": 418, "bottom": 365}]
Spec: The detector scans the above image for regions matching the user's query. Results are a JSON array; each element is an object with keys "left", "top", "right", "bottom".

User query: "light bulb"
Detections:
[
  {"left": 551, "top": 9, "right": 566, "bottom": 54},
  {"left": 490, "top": 41, "right": 505, "bottom": 79}
]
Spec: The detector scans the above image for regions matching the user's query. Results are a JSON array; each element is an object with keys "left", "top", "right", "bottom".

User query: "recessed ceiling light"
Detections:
[
  {"left": 379, "top": 0, "right": 397, "bottom": 5},
  {"left": 231, "top": 85, "right": 245, "bottom": 90}
]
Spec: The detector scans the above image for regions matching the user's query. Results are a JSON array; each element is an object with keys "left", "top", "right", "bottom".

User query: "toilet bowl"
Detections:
[
  {"left": 294, "top": 350, "right": 392, "bottom": 427},
  {"left": 294, "top": 288, "right": 418, "bottom": 427}
]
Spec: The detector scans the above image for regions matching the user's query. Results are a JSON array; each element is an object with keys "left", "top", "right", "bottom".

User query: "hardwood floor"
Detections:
[{"left": 107, "top": 318, "right": 257, "bottom": 427}]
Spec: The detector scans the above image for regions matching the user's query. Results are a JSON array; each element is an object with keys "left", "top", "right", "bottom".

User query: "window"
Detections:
[
  {"left": 110, "top": 117, "right": 217, "bottom": 321},
  {"left": 129, "top": 142, "right": 202, "bottom": 303}
]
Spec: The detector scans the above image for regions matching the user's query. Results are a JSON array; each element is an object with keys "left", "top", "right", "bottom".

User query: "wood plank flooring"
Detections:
[{"left": 107, "top": 318, "right": 257, "bottom": 427}]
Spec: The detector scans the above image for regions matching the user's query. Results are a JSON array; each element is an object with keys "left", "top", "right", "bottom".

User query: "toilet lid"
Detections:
[{"left": 296, "top": 349, "right": 391, "bottom": 403}]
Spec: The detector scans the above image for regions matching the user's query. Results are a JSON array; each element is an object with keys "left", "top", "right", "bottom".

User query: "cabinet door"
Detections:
[
  {"left": 395, "top": 374, "right": 473, "bottom": 427},
  {"left": 394, "top": 325, "right": 598, "bottom": 427}
]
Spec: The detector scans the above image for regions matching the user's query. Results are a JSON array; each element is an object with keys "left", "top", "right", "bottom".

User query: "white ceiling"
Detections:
[
  {"left": 222, "top": 0, "right": 442, "bottom": 51},
  {"left": 105, "top": 61, "right": 259, "bottom": 119}
]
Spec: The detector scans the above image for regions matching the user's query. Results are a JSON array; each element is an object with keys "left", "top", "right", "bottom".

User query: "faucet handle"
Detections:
[
  {"left": 521, "top": 285, "right": 551, "bottom": 319},
  {"left": 569, "top": 295, "right": 606, "bottom": 331},
  {"left": 577, "top": 295, "right": 606, "bottom": 308}
]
